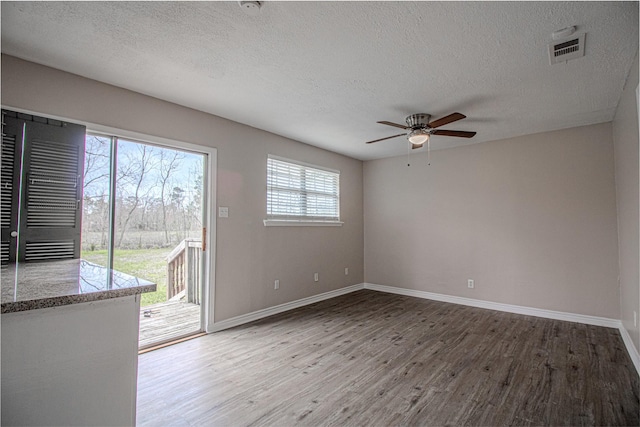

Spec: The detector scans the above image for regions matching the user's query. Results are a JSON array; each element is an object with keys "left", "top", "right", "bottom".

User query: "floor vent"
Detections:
[{"left": 548, "top": 33, "right": 585, "bottom": 65}]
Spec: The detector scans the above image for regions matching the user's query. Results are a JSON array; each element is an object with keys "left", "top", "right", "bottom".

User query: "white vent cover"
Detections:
[{"left": 548, "top": 33, "right": 585, "bottom": 65}]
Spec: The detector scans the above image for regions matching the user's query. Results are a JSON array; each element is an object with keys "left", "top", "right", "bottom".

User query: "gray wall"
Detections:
[
  {"left": 364, "top": 123, "right": 620, "bottom": 319},
  {"left": 613, "top": 50, "right": 639, "bottom": 351},
  {"left": 1, "top": 55, "right": 365, "bottom": 323}
]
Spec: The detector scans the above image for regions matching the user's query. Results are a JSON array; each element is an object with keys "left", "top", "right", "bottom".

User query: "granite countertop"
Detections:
[{"left": 1, "top": 259, "right": 156, "bottom": 313}]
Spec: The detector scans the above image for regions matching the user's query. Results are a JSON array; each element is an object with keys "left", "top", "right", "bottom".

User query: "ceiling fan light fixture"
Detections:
[
  {"left": 239, "top": 1, "right": 262, "bottom": 16},
  {"left": 408, "top": 128, "right": 430, "bottom": 145}
]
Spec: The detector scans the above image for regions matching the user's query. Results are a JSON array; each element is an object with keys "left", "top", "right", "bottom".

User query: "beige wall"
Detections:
[
  {"left": 364, "top": 123, "right": 620, "bottom": 318},
  {"left": 3, "top": 53, "right": 631, "bottom": 328},
  {"left": 613, "top": 50, "right": 639, "bottom": 351},
  {"left": 1, "top": 55, "right": 364, "bottom": 323}
]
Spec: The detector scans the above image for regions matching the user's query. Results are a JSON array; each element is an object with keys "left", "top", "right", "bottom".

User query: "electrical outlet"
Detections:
[
  {"left": 467, "top": 279, "right": 474, "bottom": 289},
  {"left": 274, "top": 279, "right": 279, "bottom": 290},
  {"left": 314, "top": 273, "right": 319, "bottom": 282},
  {"left": 345, "top": 267, "right": 349, "bottom": 275}
]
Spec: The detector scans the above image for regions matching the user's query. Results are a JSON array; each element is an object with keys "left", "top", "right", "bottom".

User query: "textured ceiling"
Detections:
[{"left": 1, "top": 1, "right": 638, "bottom": 160}]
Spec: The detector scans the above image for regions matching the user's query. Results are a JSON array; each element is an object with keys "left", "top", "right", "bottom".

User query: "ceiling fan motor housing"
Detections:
[
  {"left": 366, "top": 112, "right": 474, "bottom": 145},
  {"left": 406, "top": 113, "right": 431, "bottom": 129}
]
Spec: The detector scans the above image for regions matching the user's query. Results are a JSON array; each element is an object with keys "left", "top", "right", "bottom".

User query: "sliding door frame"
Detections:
[{"left": 89, "top": 127, "right": 217, "bottom": 334}]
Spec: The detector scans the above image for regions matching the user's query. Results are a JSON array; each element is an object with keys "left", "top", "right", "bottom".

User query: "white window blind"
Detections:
[{"left": 267, "top": 155, "right": 340, "bottom": 223}]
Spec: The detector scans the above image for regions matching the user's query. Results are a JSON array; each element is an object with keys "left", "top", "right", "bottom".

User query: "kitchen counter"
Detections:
[
  {"left": 1, "top": 259, "right": 156, "bottom": 313},
  {"left": 1, "top": 258, "right": 155, "bottom": 426}
]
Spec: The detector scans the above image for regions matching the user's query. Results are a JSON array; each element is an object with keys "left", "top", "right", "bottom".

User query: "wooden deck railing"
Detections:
[{"left": 167, "top": 238, "right": 202, "bottom": 305}]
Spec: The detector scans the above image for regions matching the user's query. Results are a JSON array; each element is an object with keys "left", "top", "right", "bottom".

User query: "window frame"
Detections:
[{"left": 264, "top": 155, "right": 343, "bottom": 227}]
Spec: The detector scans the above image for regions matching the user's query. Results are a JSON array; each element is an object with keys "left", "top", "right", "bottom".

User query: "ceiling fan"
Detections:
[{"left": 366, "top": 112, "right": 476, "bottom": 149}]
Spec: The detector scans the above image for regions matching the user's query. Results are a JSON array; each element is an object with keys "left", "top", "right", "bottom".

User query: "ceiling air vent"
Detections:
[{"left": 548, "top": 33, "right": 585, "bottom": 65}]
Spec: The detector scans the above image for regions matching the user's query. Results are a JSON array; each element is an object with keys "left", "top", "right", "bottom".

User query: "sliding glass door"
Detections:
[{"left": 81, "top": 134, "right": 207, "bottom": 348}]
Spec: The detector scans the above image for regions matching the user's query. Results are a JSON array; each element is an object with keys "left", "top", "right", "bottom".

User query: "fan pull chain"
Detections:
[
  {"left": 427, "top": 137, "right": 431, "bottom": 166},
  {"left": 407, "top": 140, "right": 410, "bottom": 167}
]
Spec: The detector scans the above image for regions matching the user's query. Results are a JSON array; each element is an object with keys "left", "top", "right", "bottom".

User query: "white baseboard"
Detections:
[
  {"left": 208, "top": 283, "right": 364, "bottom": 332},
  {"left": 618, "top": 323, "right": 640, "bottom": 375},
  {"left": 364, "top": 283, "right": 621, "bottom": 328}
]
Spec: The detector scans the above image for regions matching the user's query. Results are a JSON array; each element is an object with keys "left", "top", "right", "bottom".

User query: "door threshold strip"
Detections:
[{"left": 139, "top": 332, "right": 207, "bottom": 354}]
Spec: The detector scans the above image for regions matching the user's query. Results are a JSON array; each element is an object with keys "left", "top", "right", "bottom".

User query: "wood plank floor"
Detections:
[
  {"left": 137, "top": 290, "right": 639, "bottom": 426},
  {"left": 139, "top": 301, "right": 201, "bottom": 349}
]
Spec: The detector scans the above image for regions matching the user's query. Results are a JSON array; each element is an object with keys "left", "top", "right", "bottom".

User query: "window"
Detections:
[
  {"left": 265, "top": 155, "right": 341, "bottom": 226},
  {"left": 81, "top": 134, "right": 206, "bottom": 274}
]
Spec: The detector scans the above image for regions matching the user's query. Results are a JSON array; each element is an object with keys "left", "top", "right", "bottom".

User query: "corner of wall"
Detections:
[{"left": 612, "top": 48, "right": 640, "bottom": 355}]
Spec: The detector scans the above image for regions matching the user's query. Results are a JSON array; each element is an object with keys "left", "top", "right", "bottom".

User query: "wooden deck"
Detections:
[{"left": 138, "top": 300, "right": 201, "bottom": 349}]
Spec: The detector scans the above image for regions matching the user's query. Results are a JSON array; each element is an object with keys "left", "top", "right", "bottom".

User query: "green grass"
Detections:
[{"left": 81, "top": 248, "right": 169, "bottom": 307}]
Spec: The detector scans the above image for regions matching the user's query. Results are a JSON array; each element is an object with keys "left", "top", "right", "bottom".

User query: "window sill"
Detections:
[{"left": 263, "top": 220, "right": 344, "bottom": 227}]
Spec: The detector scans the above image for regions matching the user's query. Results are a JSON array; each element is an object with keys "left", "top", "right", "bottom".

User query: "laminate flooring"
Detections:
[{"left": 137, "top": 290, "right": 639, "bottom": 426}]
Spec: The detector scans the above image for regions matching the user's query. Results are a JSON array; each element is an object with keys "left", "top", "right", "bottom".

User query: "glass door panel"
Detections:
[
  {"left": 113, "top": 138, "right": 206, "bottom": 348},
  {"left": 80, "top": 135, "right": 112, "bottom": 268}
]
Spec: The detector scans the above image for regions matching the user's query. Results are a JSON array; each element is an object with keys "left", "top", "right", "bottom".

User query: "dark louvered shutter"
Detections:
[
  {"left": 1, "top": 110, "right": 85, "bottom": 264},
  {"left": 1, "top": 114, "right": 24, "bottom": 266}
]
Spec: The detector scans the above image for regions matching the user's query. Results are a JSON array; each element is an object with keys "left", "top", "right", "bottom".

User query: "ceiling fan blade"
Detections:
[
  {"left": 377, "top": 121, "right": 408, "bottom": 130},
  {"left": 411, "top": 143, "right": 423, "bottom": 149},
  {"left": 431, "top": 129, "right": 476, "bottom": 138},
  {"left": 365, "top": 133, "right": 406, "bottom": 144},
  {"left": 428, "top": 112, "right": 466, "bottom": 129}
]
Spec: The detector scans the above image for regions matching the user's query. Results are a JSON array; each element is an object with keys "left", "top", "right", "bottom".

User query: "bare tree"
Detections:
[
  {"left": 82, "top": 136, "right": 111, "bottom": 251},
  {"left": 187, "top": 161, "right": 204, "bottom": 231},
  {"left": 116, "top": 144, "right": 154, "bottom": 248},
  {"left": 81, "top": 137, "right": 206, "bottom": 252},
  {"left": 170, "top": 186, "right": 186, "bottom": 238},
  {"left": 83, "top": 136, "right": 111, "bottom": 189},
  {"left": 157, "top": 150, "right": 183, "bottom": 244}
]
